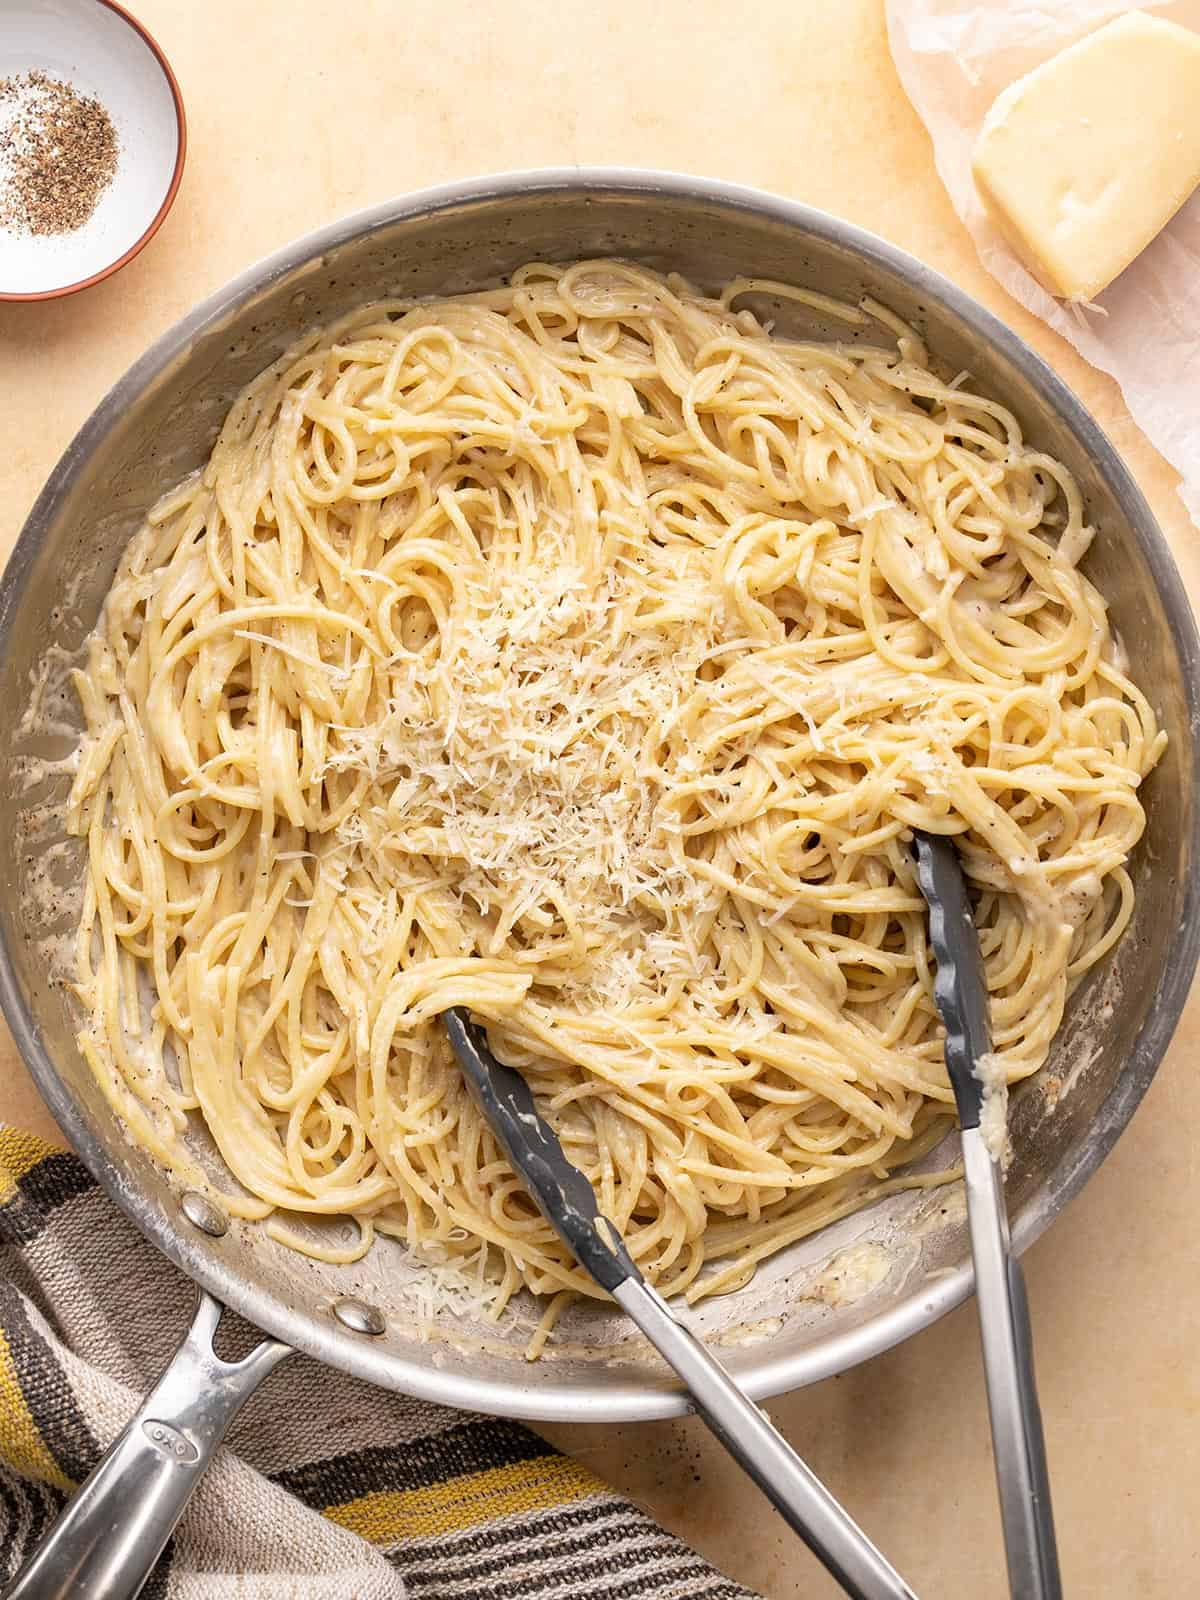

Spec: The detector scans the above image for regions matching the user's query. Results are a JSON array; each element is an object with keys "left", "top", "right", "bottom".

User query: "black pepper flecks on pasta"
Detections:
[{"left": 0, "top": 70, "right": 118, "bottom": 236}]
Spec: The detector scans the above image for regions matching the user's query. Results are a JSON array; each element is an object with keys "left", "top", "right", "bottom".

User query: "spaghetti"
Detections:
[{"left": 66, "top": 260, "right": 1163, "bottom": 1335}]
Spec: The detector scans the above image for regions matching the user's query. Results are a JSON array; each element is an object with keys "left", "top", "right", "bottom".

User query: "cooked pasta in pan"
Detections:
[{"left": 67, "top": 260, "right": 1162, "bottom": 1343}]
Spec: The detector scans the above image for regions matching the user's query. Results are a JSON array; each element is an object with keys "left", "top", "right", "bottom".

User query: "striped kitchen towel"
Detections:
[{"left": 0, "top": 1128, "right": 759, "bottom": 1599}]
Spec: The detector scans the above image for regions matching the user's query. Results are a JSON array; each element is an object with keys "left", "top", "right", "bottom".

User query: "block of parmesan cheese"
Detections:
[{"left": 971, "top": 13, "right": 1200, "bottom": 302}]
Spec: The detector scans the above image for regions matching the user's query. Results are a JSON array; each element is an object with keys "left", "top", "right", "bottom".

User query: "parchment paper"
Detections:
[{"left": 886, "top": 1, "right": 1200, "bottom": 522}]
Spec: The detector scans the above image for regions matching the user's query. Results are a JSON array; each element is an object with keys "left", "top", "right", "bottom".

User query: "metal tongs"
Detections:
[
  {"left": 913, "top": 831, "right": 1062, "bottom": 1600},
  {"left": 444, "top": 1008, "right": 917, "bottom": 1600}
]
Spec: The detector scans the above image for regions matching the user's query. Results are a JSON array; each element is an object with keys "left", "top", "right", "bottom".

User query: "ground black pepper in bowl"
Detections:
[{"left": 0, "top": 71, "right": 119, "bottom": 236}]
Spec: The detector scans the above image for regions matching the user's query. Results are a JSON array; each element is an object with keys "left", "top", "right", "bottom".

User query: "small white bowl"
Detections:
[{"left": 0, "top": 0, "right": 185, "bottom": 301}]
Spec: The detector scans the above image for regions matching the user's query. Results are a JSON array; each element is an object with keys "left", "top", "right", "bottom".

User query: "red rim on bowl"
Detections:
[{"left": 0, "top": 0, "right": 187, "bottom": 303}]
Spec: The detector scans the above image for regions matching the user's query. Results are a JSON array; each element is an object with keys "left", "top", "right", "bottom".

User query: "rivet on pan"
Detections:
[
  {"left": 332, "top": 1297, "right": 386, "bottom": 1336},
  {"left": 179, "top": 1192, "right": 228, "bottom": 1238}
]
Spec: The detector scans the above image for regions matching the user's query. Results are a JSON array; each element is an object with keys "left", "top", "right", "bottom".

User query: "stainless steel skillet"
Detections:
[{"left": 0, "top": 170, "right": 1197, "bottom": 1589}]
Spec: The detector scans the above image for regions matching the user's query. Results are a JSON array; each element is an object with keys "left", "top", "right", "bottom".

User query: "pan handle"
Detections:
[{"left": 4, "top": 1290, "right": 291, "bottom": 1600}]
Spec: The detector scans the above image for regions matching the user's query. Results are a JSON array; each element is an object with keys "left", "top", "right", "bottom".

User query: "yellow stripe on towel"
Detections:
[
  {"left": 0, "top": 1326, "right": 73, "bottom": 1491},
  {"left": 326, "top": 1453, "right": 602, "bottom": 1543},
  {"left": 0, "top": 1129, "right": 55, "bottom": 1204}
]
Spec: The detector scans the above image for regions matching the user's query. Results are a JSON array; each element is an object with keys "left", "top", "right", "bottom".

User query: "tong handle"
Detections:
[
  {"left": 446, "top": 1010, "right": 918, "bottom": 1600},
  {"left": 613, "top": 1279, "right": 918, "bottom": 1600},
  {"left": 963, "top": 1130, "right": 1062, "bottom": 1600}
]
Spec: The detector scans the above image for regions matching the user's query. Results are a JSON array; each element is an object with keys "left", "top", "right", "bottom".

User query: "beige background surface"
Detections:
[{"left": 2, "top": 2, "right": 1198, "bottom": 1594}]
